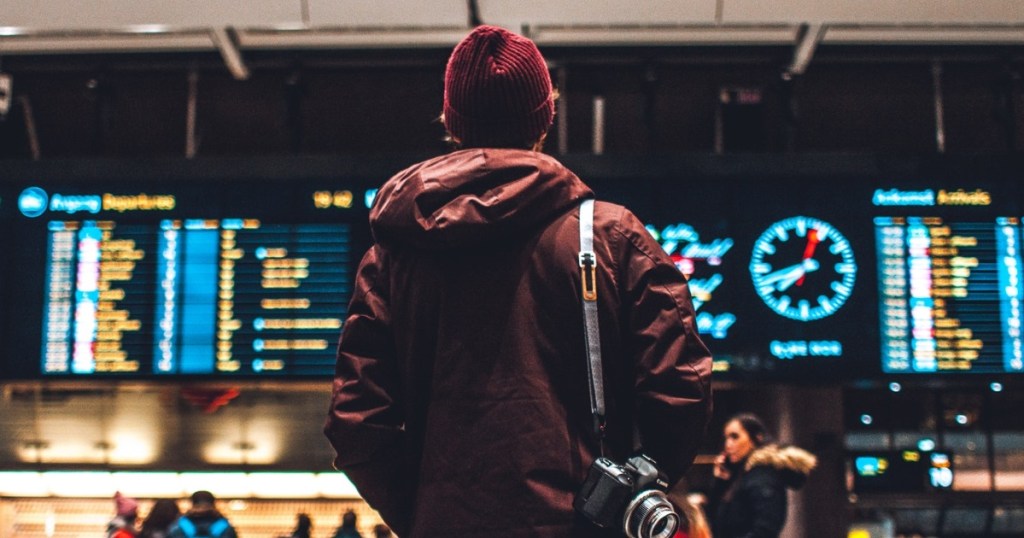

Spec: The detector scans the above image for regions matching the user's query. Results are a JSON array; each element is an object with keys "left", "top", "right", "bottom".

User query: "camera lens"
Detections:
[{"left": 623, "top": 490, "right": 679, "bottom": 538}]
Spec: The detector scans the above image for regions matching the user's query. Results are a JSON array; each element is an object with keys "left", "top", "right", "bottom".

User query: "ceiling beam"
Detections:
[
  {"left": 210, "top": 26, "right": 249, "bottom": 81},
  {"left": 788, "top": 23, "right": 825, "bottom": 75}
]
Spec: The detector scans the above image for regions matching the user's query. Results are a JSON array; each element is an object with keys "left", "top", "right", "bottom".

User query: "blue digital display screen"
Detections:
[
  {"left": 1, "top": 178, "right": 369, "bottom": 378},
  {"left": 639, "top": 177, "right": 876, "bottom": 381},
  {"left": 876, "top": 216, "right": 1024, "bottom": 374},
  {"left": 2, "top": 157, "right": 1023, "bottom": 380},
  {"left": 637, "top": 175, "right": 1024, "bottom": 379},
  {"left": 39, "top": 219, "right": 352, "bottom": 376}
]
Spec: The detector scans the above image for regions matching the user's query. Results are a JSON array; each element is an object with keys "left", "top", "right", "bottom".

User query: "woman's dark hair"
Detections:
[
  {"left": 140, "top": 499, "right": 181, "bottom": 537},
  {"left": 727, "top": 412, "right": 771, "bottom": 447}
]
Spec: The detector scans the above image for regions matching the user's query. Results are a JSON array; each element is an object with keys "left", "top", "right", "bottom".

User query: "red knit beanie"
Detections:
[
  {"left": 443, "top": 25, "right": 555, "bottom": 147},
  {"left": 114, "top": 491, "right": 138, "bottom": 518}
]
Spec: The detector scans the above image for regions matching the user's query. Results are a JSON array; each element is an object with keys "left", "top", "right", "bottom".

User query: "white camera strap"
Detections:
[{"left": 578, "top": 199, "right": 606, "bottom": 438}]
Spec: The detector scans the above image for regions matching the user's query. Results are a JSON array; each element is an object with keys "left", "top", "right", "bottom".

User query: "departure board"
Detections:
[
  {"left": 2, "top": 156, "right": 1023, "bottom": 381},
  {"left": 0, "top": 175, "right": 367, "bottom": 379},
  {"left": 41, "top": 219, "right": 350, "bottom": 375},
  {"left": 876, "top": 217, "right": 1024, "bottom": 374}
]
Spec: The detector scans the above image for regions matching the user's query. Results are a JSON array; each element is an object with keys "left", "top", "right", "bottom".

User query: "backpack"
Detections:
[{"left": 176, "top": 517, "right": 230, "bottom": 538}]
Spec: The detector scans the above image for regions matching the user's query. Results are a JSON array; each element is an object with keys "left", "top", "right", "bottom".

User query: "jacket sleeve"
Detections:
[
  {"left": 737, "top": 469, "right": 787, "bottom": 538},
  {"left": 323, "top": 245, "right": 412, "bottom": 536},
  {"left": 615, "top": 209, "right": 713, "bottom": 483},
  {"left": 704, "top": 476, "right": 731, "bottom": 523}
]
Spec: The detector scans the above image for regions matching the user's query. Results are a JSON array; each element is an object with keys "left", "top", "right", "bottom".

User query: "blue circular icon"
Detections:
[{"left": 18, "top": 187, "right": 48, "bottom": 218}]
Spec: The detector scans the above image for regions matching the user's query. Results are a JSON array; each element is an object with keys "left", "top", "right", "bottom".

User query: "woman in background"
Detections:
[
  {"left": 707, "top": 413, "right": 817, "bottom": 538},
  {"left": 140, "top": 499, "right": 181, "bottom": 538}
]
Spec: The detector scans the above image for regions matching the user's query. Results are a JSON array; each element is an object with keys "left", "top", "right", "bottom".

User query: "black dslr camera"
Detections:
[{"left": 574, "top": 454, "right": 679, "bottom": 538}]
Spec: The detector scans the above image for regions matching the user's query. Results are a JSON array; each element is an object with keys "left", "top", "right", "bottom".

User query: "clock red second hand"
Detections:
[{"left": 796, "top": 228, "right": 819, "bottom": 287}]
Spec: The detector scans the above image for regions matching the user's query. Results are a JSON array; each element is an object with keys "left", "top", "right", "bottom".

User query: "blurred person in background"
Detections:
[
  {"left": 107, "top": 491, "right": 139, "bottom": 538},
  {"left": 167, "top": 490, "right": 237, "bottom": 538},
  {"left": 707, "top": 413, "right": 817, "bottom": 538},
  {"left": 667, "top": 490, "right": 712, "bottom": 538},
  {"left": 140, "top": 499, "right": 182, "bottom": 538},
  {"left": 289, "top": 513, "right": 312, "bottom": 538},
  {"left": 324, "top": 22, "right": 711, "bottom": 538},
  {"left": 371, "top": 524, "right": 392, "bottom": 538},
  {"left": 331, "top": 510, "right": 363, "bottom": 538}
]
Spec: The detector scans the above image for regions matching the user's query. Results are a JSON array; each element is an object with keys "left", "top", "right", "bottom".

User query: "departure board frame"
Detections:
[
  {"left": 0, "top": 156, "right": 393, "bottom": 380},
  {"left": 2, "top": 153, "right": 1024, "bottom": 382}
]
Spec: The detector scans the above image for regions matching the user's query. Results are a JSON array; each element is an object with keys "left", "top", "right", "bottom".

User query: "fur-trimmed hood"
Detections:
[{"left": 744, "top": 444, "right": 817, "bottom": 490}]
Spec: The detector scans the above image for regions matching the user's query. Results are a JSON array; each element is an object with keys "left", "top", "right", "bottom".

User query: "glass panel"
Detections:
[
  {"left": 846, "top": 431, "right": 892, "bottom": 451},
  {"left": 991, "top": 506, "right": 1024, "bottom": 535},
  {"left": 942, "top": 507, "right": 990, "bottom": 534},
  {"left": 944, "top": 432, "right": 991, "bottom": 491},
  {"left": 940, "top": 392, "right": 984, "bottom": 431},
  {"left": 893, "top": 431, "right": 937, "bottom": 450},
  {"left": 889, "top": 508, "right": 940, "bottom": 535},
  {"left": 845, "top": 389, "right": 936, "bottom": 432},
  {"left": 989, "top": 388, "right": 1024, "bottom": 430},
  {"left": 994, "top": 433, "right": 1024, "bottom": 491}
]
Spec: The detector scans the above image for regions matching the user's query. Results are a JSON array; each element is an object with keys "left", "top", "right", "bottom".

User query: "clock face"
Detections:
[{"left": 749, "top": 216, "right": 857, "bottom": 321}]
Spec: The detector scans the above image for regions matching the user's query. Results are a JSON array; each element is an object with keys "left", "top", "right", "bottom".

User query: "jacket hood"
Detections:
[
  {"left": 184, "top": 507, "right": 225, "bottom": 522},
  {"left": 370, "top": 148, "right": 593, "bottom": 249},
  {"left": 745, "top": 444, "right": 817, "bottom": 490}
]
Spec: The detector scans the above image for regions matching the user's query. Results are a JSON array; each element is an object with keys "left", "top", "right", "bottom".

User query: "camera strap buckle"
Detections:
[{"left": 578, "top": 251, "right": 597, "bottom": 301}]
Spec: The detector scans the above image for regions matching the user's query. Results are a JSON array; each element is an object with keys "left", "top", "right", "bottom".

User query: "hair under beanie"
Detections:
[{"left": 443, "top": 25, "right": 555, "bottom": 147}]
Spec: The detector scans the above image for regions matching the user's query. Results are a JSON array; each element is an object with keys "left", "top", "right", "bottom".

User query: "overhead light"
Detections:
[
  {"left": 531, "top": 24, "right": 800, "bottom": 46},
  {"left": 0, "top": 471, "right": 360, "bottom": 498},
  {"left": 43, "top": 471, "right": 115, "bottom": 497},
  {"left": 236, "top": 27, "right": 468, "bottom": 49},
  {"left": 824, "top": 24, "right": 1024, "bottom": 45},
  {"left": 127, "top": 25, "right": 173, "bottom": 34},
  {"left": 0, "top": 32, "right": 215, "bottom": 54}
]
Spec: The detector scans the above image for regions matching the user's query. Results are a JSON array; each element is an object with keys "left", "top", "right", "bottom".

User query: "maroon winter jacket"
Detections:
[{"left": 325, "top": 148, "right": 712, "bottom": 538}]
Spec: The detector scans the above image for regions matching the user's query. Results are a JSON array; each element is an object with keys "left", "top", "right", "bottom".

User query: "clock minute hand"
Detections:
[
  {"left": 776, "top": 258, "right": 821, "bottom": 292},
  {"left": 760, "top": 263, "right": 807, "bottom": 288}
]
